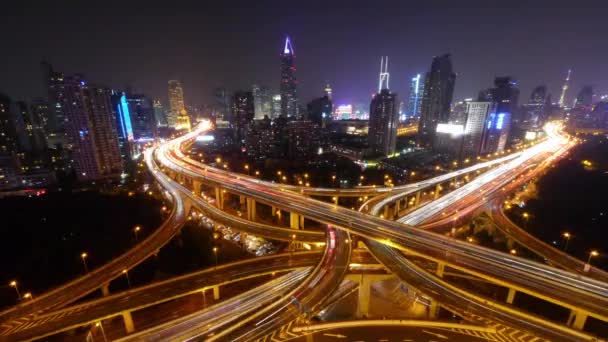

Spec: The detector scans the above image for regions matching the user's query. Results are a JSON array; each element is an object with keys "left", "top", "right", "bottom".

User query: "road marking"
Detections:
[
  {"left": 422, "top": 330, "right": 448, "bottom": 339},
  {"left": 323, "top": 333, "right": 347, "bottom": 338}
]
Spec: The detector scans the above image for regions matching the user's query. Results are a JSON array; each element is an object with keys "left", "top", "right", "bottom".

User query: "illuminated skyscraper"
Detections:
[
  {"left": 252, "top": 84, "right": 272, "bottom": 119},
  {"left": 127, "top": 94, "right": 156, "bottom": 138},
  {"left": 574, "top": 85, "right": 594, "bottom": 109},
  {"left": 324, "top": 82, "right": 333, "bottom": 100},
  {"left": 42, "top": 62, "right": 69, "bottom": 147},
  {"left": 523, "top": 85, "right": 548, "bottom": 128},
  {"left": 407, "top": 74, "right": 424, "bottom": 119},
  {"left": 153, "top": 100, "right": 167, "bottom": 127},
  {"left": 280, "top": 36, "right": 298, "bottom": 118},
  {"left": 232, "top": 91, "right": 255, "bottom": 143},
  {"left": 368, "top": 89, "right": 398, "bottom": 157},
  {"left": 271, "top": 94, "right": 281, "bottom": 119},
  {"left": 57, "top": 76, "right": 122, "bottom": 180},
  {"left": 167, "top": 80, "right": 187, "bottom": 128},
  {"left": 478, "top": 77, "right": 518, "bottom": 154},
  {"left": 378, "top": 57, "right": 390, "bottom": 92},
  {"left": 558, "top": 69, "right": 571, "bottom": 108},
  {"left": 112, "top": 91, "right": 134, "bottom": 161},
  {"left": 418, "top": 54, "right": 456, "bottom": 147}
]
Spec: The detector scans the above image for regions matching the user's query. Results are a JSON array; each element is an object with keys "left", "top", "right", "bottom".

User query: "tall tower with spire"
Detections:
[
  {"left": 378, "top": 56, "right": 390, "bottom": 92},
  {"left": 280, "top": 36, "right": 298, "bottom": 118},
  {"left": 558, "top": 69, "right": 571, "bottom": 108}
]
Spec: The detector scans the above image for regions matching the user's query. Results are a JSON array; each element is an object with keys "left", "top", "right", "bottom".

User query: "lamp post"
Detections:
[
  {"left": 23, "top": 292, "right": 33, "bottom": 300},
  {"left": 122, "top": 269, "right": 131, "bottom": 288},
  {"left": 133, "top": 226, "right": 141, "bottom": 242},
  {"left": 212, "top": 247, "right": 218, "bottom": 268},
  {"left": 562, "top": 232, "right": 571, "bottom": 251},
  {"left": 9, "top": 281, "right": 21, "bottom": 300},
  {"left": 522, "top": 212, "right": 529, "bottom": 229},
  {"left": 81, "top": 252, "right": 89, "bottom": 273},
  {"left": 587, "top": 250, "right": 599, "bottom": 266},
  {"left": 95, "top": 322, "right": 108, "bottom": 342}
]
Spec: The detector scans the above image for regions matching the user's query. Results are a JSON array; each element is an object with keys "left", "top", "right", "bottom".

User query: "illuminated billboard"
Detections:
[{"left": 436, "top": 123, "right": 464, "bottom": 136}]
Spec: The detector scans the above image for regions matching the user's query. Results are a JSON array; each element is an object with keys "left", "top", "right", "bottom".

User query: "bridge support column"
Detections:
[
  {"left": 567, "top": 310, "right": 588, "bottom": 330},
  {"left": 213, "top": 286, "right": 220, "bottom": 300},
  {"left": 101, "top": 283, "right": 110, "bottom": 297},
  {"left": 246, "top": 198, "right": 257, "bottom": 221},
  {"left": 333, "top": 196, "right": 339, "bottom": 205},
  {"left": 436, "top": 262, "right": 445, "bottom": 278},
  {"left": 506, "top": 288, "right": 516, "bottom": 304},
  {"left": 122, "top": 311, "right": 135, "bottom": 334},
  {"left": 357, "top": 275, "right": 372, "bottom": 318},
  {"left": 394, "top": 201, "right": 400, "bottom": 219},
  {"left": 214, "top": 187, "right": 224, "bottom": 210},
  {"left": 383, "top": 205, "right": 390, "bottom": 218},
  {"left": 434, "top": 184, "right": 441, "bottom": 200},
  {"left": 415, "top": 191, "right": 421, "bottom": 208},
  {"left": 290, "top": 212, "right": 302, "bottom": 230},
  {"left": 428, "top": 299, "right": 439, "bottom": 319},
  {"left": 192, "top": 180, "right": 202, "bottom": 196},
  {"left": 239, "top": 195, "right": 246, "bottom": 205}
]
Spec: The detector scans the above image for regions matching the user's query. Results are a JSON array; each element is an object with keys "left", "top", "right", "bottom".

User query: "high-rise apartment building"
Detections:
[
  {"left": 232, "top": 91, "right": 255, "bottom": 143},
  {"left": 418, "top": 54, "right": 456, "bottom": 147},
  {"left": 306, "top": 93, "right": 332, "bottom": 128},
  {"left": 252, "top": 84, "right": 272, "bottom": 119},
  {"left": 461, "top": 101, "right": 496, "bottom": 159},
  {"left": 153, "top": 100, "right": 167, "bottom": 127},
  {"left": 368, "top": 89, "right": 398, "bottom": 157},
  {"left": 523, "top": 85, "right": 548, "bottom": 128},
  {"left": 271, "top": 95, "right": 281, "bottom": 119},
  {"left": 478, "top": 77, "right": 518, "bottom": 153},
  {"left": 42, "top": 62, "right": 69, "bottom": 148},
  {"left": 127, "top": 94, "right": 156, "bottom": 138},
  {"left": 280, "top": 37, "right": 298, "bottom": 118}
]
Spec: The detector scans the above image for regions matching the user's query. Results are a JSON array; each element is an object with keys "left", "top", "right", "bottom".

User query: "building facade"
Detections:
[
  {"left": 167, "top": 80, "right": 186, "bottom": 128},
  {"left": 232, "top": 91, "right": 255, "bottom": 143},
  {"left": 368, "top": 89, "right": 398, "bottom": 157},
  {"left": 407, "top": 73, "right": 424, "bottom": 119}
]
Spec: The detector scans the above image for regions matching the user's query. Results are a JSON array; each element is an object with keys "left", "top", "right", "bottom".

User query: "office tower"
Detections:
[
  {"left": 434, "top": 98, "right": 470, "bottom": 156},
  {"left": 15, "top": 101, "right": 48, "bottom": 160},
  {"left": 42, "top": 62, "right": 69, "bottom": 148},
  {"left": 214, "top": 87, "right": 231, "bottom": 122},
  {"left": 574, "top": 86, "right": 593, "bottom": 109},
  {"left": 324, "top": 82, "right": 333, "bottom": 100},
  {"left": 252, "top": 84, "right": 272, "bottom": 119},
  {"left": 54, "top": 74, "right": 122, "bottom": 180},
  {"left": 378, "top": 56, "right": 390, "bottom": 92},
  {"left": 232, "top": 91, "right": 255, "bottom": 143},
  {"left": 368, "top": 89, "right": 398, "bottom": 157},
  {"left": 127, "top": 94, "right": 156, "bottom": 138},
  {"left": 271, "top": 94, "right": 281, "bottom": 119},
  {"left": 418, "top": 54, "right": 456, "bottom": 147},
  {"left": 462, "top": 102, "right": 496, "bottom": 159},
  {"left": 306, "top": 87, "right": 332, "bottom": 128},
  {"left": 167, "top": 80, "right": 187, "bottom": 128},
  {"left": 153, "top": 100, "right": 167, "bottom": 127},
  {"left": 0, "top": 94, "right": 20, "bottom": 189},
  {"left": 286, "top": 121, "right": 320, "bottom": 160},
  {"left": 478, "top": 77, "right": 518, "bottom": 154},
  {"left": 524, "top": 85, "right": 547, "bottom": 128},
  {"left": 558, "top": 69, "right": 571, "bottom": 108},
  {"left": 407, "top": 74, "right": 424, "bottom": 119},
  {"left": 280, "top": 36, "right": 298, "bottom": 117},
  {"left": 112, "top": 91, "right": 135, "bottom": 162}
]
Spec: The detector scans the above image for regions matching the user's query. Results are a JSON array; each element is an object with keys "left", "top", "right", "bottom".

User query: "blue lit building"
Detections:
[
  {"left": 112, "top": 91, "right": 134, "bottom": 162},
  {"left": 407, "top": 73, "right": 424, "bottom": 119},
  {"left": 478, "top": 77, "right": 518, "bottom": 154}
]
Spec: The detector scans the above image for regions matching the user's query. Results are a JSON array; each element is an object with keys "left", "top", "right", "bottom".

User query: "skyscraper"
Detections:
[
  {"left": 574, "top": 86, "right": 594, "bottom": 109},
  {"left": 407, "top": 74, "right": 424, "bottom": 119},
  {"left": 42, "top": 62, "right": 69, "bottom": 148},
  {"left": 55, "top": 75, "right": 122, "bottom": 180},
  {"left": 461, "top": 102, "right": 496, "bottom": 159},
  {"left": 306, "top": 95, "right": 332, "bottom": 128},
  {"left": 558, "top": 69, "right": 571, "bottom": 108},
  {"left": 418, "top": 54, "right": 456, "bottom": 147},
  {"left": 167, "top": 80, "right": 186, "bottom": 128},
  {"left": 324, "top": 82, "right": 333, "bottom": 100},
  {"left": 232, "top": 91, "right": 255, "bottom": 143},
  {"left": 368, "top": 89, "right": 398, "bottom": 157},
  {"left": 252, "top": 84, "right": 272, "bottom": 119},
  {"left": 271, "top": 94, "right": 281, "bottom": 119},
  {"left": 378, "top": 57, "right": 390, "bottom": 92},
  {"left": 127, "top": 94, "right": 156, "bottom": 138},
  {"left": 286, "top": 121, "right": 320, "bottom": 160},
  {"left": 153, "top": 100, "right": 167, "bottom": 127},
  {"left": 280, "top": 36, "right": 298, "bottom": 118},
  {"left": 523, "top": 85, "right": 548, "bottom": 128},
  {"left": 0, "top": 94, "right": 20, "bottom": 189},
  {"left": 112, "top": 91, "right": 134, "bottom": 162},
  {"left": 478, "top": 77, "right": 518, "bottom": 154}
]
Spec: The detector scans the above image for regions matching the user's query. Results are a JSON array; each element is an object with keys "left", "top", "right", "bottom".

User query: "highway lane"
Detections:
[
  {"left": 156, "top": 123, "right": 608, "bottom": 322},
  {"left": 0, "top": 148, "right": 188, "bottom": 329},
  {"left": 364, "top": 239, "right": 596, "bottom": 341},
  {"left": 209, "top": 227, "right": 352, "bottom": 341},
  {"left": 2, "top": 252, "right": 321, "bottom": 341},
  {"left": 115, "top": 269, "right": 311, "bottom": 342}
]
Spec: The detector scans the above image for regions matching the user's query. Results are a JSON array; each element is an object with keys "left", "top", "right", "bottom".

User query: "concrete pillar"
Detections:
[
  {"left": 246, "top": 198, "right": 256, "bottom": 221},
  {"left": 192, "top": 180, "right": 202, "bottom": 196},
  {"left": 357, "top": 275, "right": 371, "bottom": 318},
  {"left": 394, "top": 200, "right": 400, "bottom": 218},
  {"left": 429, "top": 299, "right": 439, "bottom": 319},
  {"left": 214, "top": 187, "right": 224, "bottom": 210},
  {"left": 290, "top": 212, "right": 301, "bottom": 230},
  {"left": 568, "top": 310, "right": 588, "bottom": 330},
  {"left": 239, "top": 195, "right": 246, "bottom": 205},
  {"left": 506, "top": 237, "right": 515, "bottom": 250},
  {"left": 415, "top": 191, "right": 421, "bottom": 207},
  {"left": 101, "top": 283, "right": 110, "bottom": 297},
  {"left": 333, "top": 197, "right": 339, "bottom": 205},
  {"left": 213, "top": 286, "right": 220, "bottom": 300},
  {"left": 506, "top": 288, "right": 516, "bottom": 304},
  {"left": 271, "top": 206, "right": 277, "bottom": 216},
  {"left": 436, "top": 262, "right": 445, "bottom": 278},
  {"left": 383, "top": 205, "right": 390, "bottom": 218},
  {"left": 300, "top": 215, "right": 305, "bottom": 229},
  {"left": 434, "top": 184, "right": 441, "bottom": 200},
  {"left": 122, "top": 311, "right": 135, "bottom": 334}
]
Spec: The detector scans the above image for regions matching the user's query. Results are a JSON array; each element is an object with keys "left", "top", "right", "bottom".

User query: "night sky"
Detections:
[{"left": 1, "top": 1, "right": 607, "bottom": 107}]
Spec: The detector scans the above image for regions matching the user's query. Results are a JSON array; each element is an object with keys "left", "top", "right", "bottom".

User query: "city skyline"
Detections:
[{"left": 0, "top": 1, "right": 607, "bottom": 108}]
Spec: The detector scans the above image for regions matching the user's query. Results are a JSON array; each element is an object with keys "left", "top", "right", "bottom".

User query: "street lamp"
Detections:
[
  {"left": 23, "top": 292, "right": 33, "bottom": 300},
  {"left": 587, "top": 250, "right": 599, "bottom": 265},
  {"left": 562, "top": 232, "right": 571, "bottom": 251},
  {"left": 212, "top": 247, "right": 219, "bottom": 268},
  {"left": 81, "top": 252, "right": 89, "bottom": 273},
  {"left": 510, "top": 249, "right": 517, "bottom": 255},
  {"left": 122, "top": 269, "right": 131, "bottom": 288},
  {"left": 95, "top": 322, "right": 108, "bottom": 342},
  {"left": 133, "top": 225, "right": 141, "bottom": 242},
  {"left": 9, "top": 281, "right": 21, "bottom": 300},
  {"left": 522, "top": 212, "right": 529, "bottom": 229}
]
